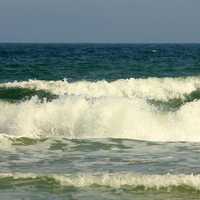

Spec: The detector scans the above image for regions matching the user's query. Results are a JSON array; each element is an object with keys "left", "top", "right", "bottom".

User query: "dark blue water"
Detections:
[
  {"left": 1, "top": 44, "right": 200, "bottom": 200},
  {"left": 1, "top": 43, "right": 200, "bottom": 82}
]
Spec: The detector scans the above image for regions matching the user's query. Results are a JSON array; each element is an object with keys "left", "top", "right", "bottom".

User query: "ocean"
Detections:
[{"left": 1, "top": 43, "right": 200, "bottom": 199}]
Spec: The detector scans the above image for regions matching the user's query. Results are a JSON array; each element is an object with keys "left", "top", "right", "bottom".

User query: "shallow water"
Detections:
[{"left": 1, "top": 138, "right": 200, "bottom": 199}]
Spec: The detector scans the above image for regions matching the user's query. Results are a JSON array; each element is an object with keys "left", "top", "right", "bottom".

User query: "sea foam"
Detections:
[
  {"left": 1, "top": 172, "right": 200, "bottom": 190},
  {"left": 0, "top": 77, "right": 200, "bottom": 141},
  {"left": 2, "top": 76, "right": 200, "bottom": 100}
]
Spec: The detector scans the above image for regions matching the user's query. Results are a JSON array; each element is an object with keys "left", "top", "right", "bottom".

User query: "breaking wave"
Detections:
[
  {"left": 1, "top": 77, "right": 200, "bottom": 141},
  {"left": 2, "top": 76, "right": 200, "bottom": 100},
  {"left": 1, "top": 172, "right": 200, "bottom": 191}
]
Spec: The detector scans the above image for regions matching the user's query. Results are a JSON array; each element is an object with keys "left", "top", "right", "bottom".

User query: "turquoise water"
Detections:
[{"left": 1, "top": 44, "right": 200, "bottom": 199}]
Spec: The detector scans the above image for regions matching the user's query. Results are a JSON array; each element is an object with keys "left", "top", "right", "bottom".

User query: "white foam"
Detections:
[
  {"left": 0, "top": 94, "right": 199, "bottom": 141},
  {"left": 2, "top": 76, "right": 200, "bottom": 100},
  {"left": 1, "top": 172, "right": 200, "bottom": 190},
  {"left": 1, "top": 77, "right": 200, "bottom": 141}
]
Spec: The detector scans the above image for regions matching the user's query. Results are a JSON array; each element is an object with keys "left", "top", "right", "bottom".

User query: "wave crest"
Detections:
[
  {"left": 1, "top": 172, "right": 200, "bottom": 191},
  {"left": 2, "top": 76, "right": 200, "bottom": 100},
  {"left": 1, "top": 77, "right": 200, "bottom": 141}
]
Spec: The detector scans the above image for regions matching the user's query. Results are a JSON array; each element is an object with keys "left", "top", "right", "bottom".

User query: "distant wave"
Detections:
[
  {"left": 1, "top": 172, "right": 200, "bottom": 191},
  {"left": 0, "top": 77, "right": 200, "bottom": 141}
]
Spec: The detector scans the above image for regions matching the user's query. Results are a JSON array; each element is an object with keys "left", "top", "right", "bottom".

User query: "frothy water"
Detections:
[
  {"left": 1, "top": 78, "right": 200, "bottom": 141},
  {"left": 1, "top": 172, "right": 200, "bottom": 190},
  {"left": 2, "top": 76, "right": 200, "bottom": 100}
]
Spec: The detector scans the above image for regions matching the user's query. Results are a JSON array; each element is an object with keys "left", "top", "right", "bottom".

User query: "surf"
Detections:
[
  {"left": 2, "top": 76, "right": 200, "bottom": 100},
  {"left": 1, "top": 77, "right": 200, "bottom": 141},
  {"left": 1, "top": 172, "right": 200, "bottom": 191}
]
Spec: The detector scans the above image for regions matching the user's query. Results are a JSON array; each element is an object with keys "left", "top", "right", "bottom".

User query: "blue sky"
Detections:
[{"left": 0, "top": 0, "right": 200, "bottom": 43}]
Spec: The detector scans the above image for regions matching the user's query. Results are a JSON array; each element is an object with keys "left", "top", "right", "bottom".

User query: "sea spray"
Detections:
[{"left": 0, "top": 87, "right": 200, "bottom": 141}]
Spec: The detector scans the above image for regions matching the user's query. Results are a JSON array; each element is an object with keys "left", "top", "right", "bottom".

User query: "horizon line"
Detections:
[{"left": 0, "top": 41, "right": 200, "bottom": 45}]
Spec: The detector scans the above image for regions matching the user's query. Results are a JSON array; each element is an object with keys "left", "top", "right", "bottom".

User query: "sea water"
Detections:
[{"left": 0, "top": 44, "right": 200, "bottom": 199}]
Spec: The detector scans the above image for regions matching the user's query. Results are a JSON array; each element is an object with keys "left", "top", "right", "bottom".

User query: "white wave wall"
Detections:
[
  {"left": 1, "top": 77, "right": 200, "bottom": 141},
  {"left": 0, "top": 93, "right": 200, "bottom": 141},
  {"left": 2, "top": 76, "right": 200, "bottom": 100}
]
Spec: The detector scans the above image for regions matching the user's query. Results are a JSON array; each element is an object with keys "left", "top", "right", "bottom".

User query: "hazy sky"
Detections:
[{"left": 0, "top": 0, "right": 200, "bottom": 43}]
